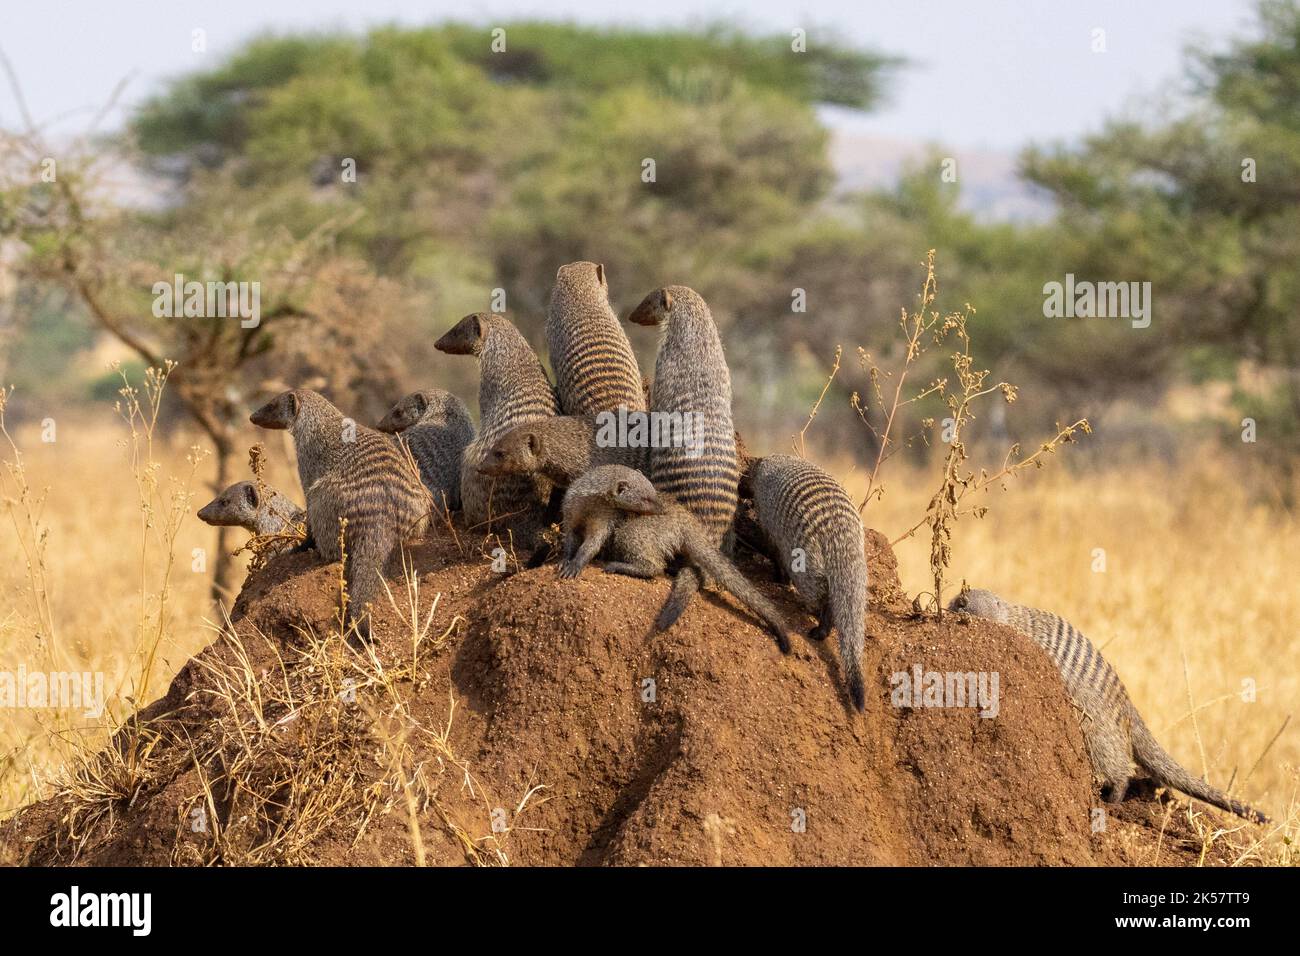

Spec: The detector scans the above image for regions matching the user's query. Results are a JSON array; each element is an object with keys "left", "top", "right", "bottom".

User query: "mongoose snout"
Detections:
[
  {"left": 626, "top": 287, "right": 672, "bottom": 326},
  {"left": 197, "top": 481, "right": 260, "bottom": 526},
  {"left": 434, "top": 313, "right": 487, "bottom": 355},
  {"left": 375, "top": 392, "right": 426, "bottom": 433},
  {"left": 249, "top": 391, "right": 299, "bottom": 429},
  {"left": 477, "top": 433, "right": 536, "bottom": 476}
]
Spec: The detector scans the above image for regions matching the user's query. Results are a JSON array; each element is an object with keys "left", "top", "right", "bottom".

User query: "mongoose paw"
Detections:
[
  {"left": 806, "top": 620, "right": 831, "bottom": 642},
  {"left": 558, "top": 560, "right": 584, "bottom": 579},
  {"left": 775, "top": 631, "right": 792, "bottom": 655},
  {"left": 526, "top": 544, "right": 551, "bottom": 569},
  {"left": 849, "top": 679, "right": 866, "bottom": 712}
]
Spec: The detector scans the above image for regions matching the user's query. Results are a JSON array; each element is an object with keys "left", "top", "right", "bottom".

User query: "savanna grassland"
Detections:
[{"left": 2, "top": 394, "right": 1295, "bottom": 863}]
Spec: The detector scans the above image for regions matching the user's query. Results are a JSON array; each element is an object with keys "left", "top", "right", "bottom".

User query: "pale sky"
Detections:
[{"left": 0, "top": 0, "right": 1259, "bottom": 151}]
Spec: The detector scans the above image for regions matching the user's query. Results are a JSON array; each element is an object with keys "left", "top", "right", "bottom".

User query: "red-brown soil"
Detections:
[{"left": 0, "top": 523, "right": 1252, "bottom": 866}]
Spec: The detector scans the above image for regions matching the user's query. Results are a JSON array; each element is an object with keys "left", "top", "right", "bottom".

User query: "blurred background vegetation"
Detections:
[
  {"left": 2, "top": 4, "right": 1298, "bottom": 830},
  {"left": 2, "top": 3, "right": 1298, "bottom": 490}
]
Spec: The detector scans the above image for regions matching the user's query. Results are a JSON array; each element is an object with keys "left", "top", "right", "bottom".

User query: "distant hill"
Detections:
[{"left": 825, "top": 118, "right": 1056, "bottom": 223}]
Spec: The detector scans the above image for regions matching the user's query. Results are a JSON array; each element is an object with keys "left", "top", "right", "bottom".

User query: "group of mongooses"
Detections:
[{"left": 193, "top": 259, "right": 1266, "bottom": 823}]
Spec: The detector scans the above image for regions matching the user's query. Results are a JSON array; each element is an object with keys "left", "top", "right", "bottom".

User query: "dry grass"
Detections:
[
  {"left": 843, "top": 451, "right": 1299, "bottom": 860},
  {"left": 0, "top": 403, "right": 545, "bottom": 864},
  {"left": 1, "top": 400, "right": 1296, "bottom": 863}
]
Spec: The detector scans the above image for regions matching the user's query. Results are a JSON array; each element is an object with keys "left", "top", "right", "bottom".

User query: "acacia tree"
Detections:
[
  {"left": 0, "top": 73, "right": 408, "bottom": 598},
  {"left": 1021, "top": 0, "right": 1300, "bottom": 469}
]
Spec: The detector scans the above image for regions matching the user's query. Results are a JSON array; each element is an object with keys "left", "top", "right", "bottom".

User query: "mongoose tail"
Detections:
[
  {"left": 679, "top": 527, "right": 791, "bottom": 653},
  {"left": 341, "top": 521, "right": 396, "bottom": 642},
  {"left": 825, "top": 537, "right": 867, "bottom": 711},
  {"left": 1128, "top": 711, "right": 1269, "bottom": 824},
  {"left": 950, "top": 588, "right": 1269, "bottom": 823},
  {"left": 654, "top": 567, "right": 700, "bottom": 632}
]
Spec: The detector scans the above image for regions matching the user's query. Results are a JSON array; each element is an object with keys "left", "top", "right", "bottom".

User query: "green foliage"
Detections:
[
  {"left": 438, "top": 21, "right": 896, "bottom": 108},
  {"left": 1020, "top": 0, "right": 1300, "bottom": 418}
]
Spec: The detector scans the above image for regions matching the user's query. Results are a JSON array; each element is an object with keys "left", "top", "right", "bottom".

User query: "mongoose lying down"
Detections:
[
  {"left": 197, "top": 480, "right": 306, "bottom": 554},
  {"left": 950, "top": 589, "right": 1268, "bottom": 823},
  {"left": 749, "top": 454, "right": 868, "bottom": 711},
  {"left": 478, "top": 414, "right": 648, "bottom": 490},
  {"left": 559, "top": 465, "right": 792, "bottom": 653},
  {"left": 435, "top": 311, "right": 558, "bottom": 562},
  {"left": 250, "top": 389, "right": 433, "bottom": 640},
  {"left": 376, "top": 387, "right": 475, "bottom": 513}
]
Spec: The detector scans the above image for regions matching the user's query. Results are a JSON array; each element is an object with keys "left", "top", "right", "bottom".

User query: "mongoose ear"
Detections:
[
  {"left": 614, "top": 480, "right": 628, "bottom": 497},
  {"left": 243, "top": 483, "right": 260, "bottom": 509},
  {"left": 412, "top": 392, "right": 429, "bottom": 416},
  {"left": 595, "top": 263, "right": 606, "bottom": 288},
  {"left": 526, "top": 431, "right": 540, "bottom": 455},
  {"left": 660, "top": 288, "right": 673, "bottom": 312},
  {"left": 287, "top": 391, "right": 300, "bottom": 419}
]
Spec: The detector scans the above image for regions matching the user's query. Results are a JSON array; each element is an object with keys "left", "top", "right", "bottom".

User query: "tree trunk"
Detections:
[{"left": 210, "top": 435, "right": 236, "bottom": 604}]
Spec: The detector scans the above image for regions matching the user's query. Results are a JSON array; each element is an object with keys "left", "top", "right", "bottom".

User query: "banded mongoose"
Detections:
[
  {"left": 547, "top": 261, "right": 645, "bottom": 416},
  {"left": 478, "top": 414, "right": 648, "bottom": 490},
  {"left": 435, "top": 312, "right": 559, "bottom": 559},
  {"left": 748, "top": 454, "right": 867, "bottom": 711},
  {"left": 628, "top": 285, "right": 740, "bottom": 626},
  {"left": 949, "top": 589, "right": 1268, "bottom": 823},
  {"left": 559, "top": 465, "right": 792, "bottom": 653},
  {"left": 250, "top": 389, "right": 433, "bottom": 638},
  {"left": 376, "top": 388, "right": 475, "bottom": 512},
  {"left": 197, "top": 480, "right": 306, "bottom": 554}
]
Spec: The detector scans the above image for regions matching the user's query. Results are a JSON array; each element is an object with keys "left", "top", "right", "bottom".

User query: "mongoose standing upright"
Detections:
[
  {"left": 547, "top": 261, "right": 645, "bottom": 416},
  {"left": 748, "top": 455, "right": 868, "bottom": 711},
  {"left": 949, "top": 589, "right": 1268, "bottom": 823},
  {"left": 197, "top": 480, "right": 306, "bottom": 554},
  {"left": 435, "top": 312, "right": 559, "bottom": 560},
  {"left": 559, "top": 465, "right": 792, "bottom": 652},
  {"left": 478, "top": 414, "right": 648, "bottom": 490},
  {"left": 376, "top": 388, "right": 475, "bottom": 512},
  {"left": 250, "top": 389, "right": 433, "bottom": 638},
  {"left": 628, "top": 285, "right": 740, "bottom": 626}
]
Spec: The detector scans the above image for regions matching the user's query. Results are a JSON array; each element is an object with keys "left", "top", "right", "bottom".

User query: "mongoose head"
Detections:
[
  {"left": 197, "top": 481, "right": 262, "bottom": 528},
  {"left": 250, "top": 389, "right": 310, "bottom": 429},
  {"left": 552, "top": 261, "right": 609, "bottom": 299},
  {"left": 627, "top": 285, "right": 706, "bottom": 327},
  {"left": 627, "top": 287, "right": 674, "bottom": 327},
  {"left": 948, "top": 588, "right": 1011, "bottom": 624},
  {"left": 479, "top": 424, "right": 541, "bottom": 477},
  {"left": 377, "top": 389, "right": 439, "bottom": 433},
  {"left": 598, "top": 465, "right": 663, "bottom": 515},
  {"left": 435, "top": 313, "right": 489, "bottom": 356}
]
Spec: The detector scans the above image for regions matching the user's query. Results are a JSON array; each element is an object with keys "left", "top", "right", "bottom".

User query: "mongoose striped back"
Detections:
[
  {"left": 252, "top": 389, "right": 432, "bottom": 635},
  {"left": 629, "top": 285, "right": 738, "bottom": 545},
  {"left": 394, "top": 389, "right": 474, "bottom": 512},
  {"left": 752, "top": 454, "right": 867, "bottom": 711},
  {"left": 286, "top": 391, "right": 433, "bottom": 563},
  {"left": 951, "top": 589, "right": 1267, "bottom": 822},
  {"left": 547, "top": 262, "right": 645, "bottom": 416},
  {"left": 1001, "top": 601, "right": 1130, "bottom": 723},
  {"left": 437, "top": 312, "right": 559, "bottom": 549}
]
